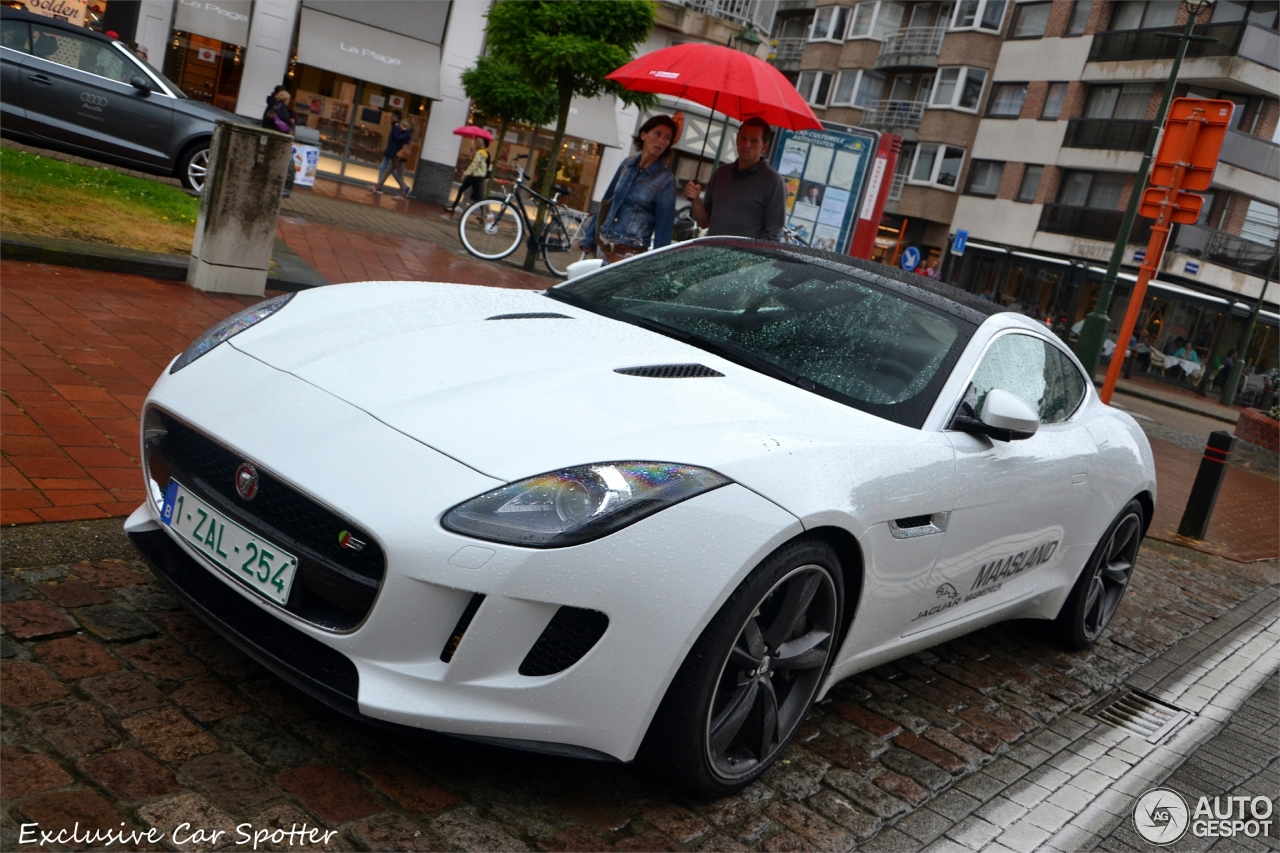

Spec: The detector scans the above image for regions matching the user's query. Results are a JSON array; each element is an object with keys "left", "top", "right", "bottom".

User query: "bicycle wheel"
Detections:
[
  {"left": 459, "top": 199, "right": 524, "bottom": 260},
  {"left": 541, "top": 217, "right": 582, "bottom": 278}
]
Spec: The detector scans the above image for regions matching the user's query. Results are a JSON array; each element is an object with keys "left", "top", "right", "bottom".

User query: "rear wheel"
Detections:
[
  {"left": 541, "top": 217, "right": 581, "bottom": 278},
  {"left": 459, "top": 199, "right": 523, "bottom": 260},
  {"left": 1055, "top": 499, "right": 1144, "bottom": 649},
  {"left": 642, "top": 537, "right": 842, "bottom": 798},
  {"left": 177, "top": 141, "right": 210, "bottom": 193}
]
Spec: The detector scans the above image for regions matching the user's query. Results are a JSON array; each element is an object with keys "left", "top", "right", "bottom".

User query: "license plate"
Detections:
[{"left": 161, "top": 479, "right": 298, "bottom": 605}]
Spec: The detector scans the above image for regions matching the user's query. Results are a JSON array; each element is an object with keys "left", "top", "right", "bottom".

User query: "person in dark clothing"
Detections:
[
  {"left": 374, "top": 111, "right": 414, "bottom": 198},
  {"left": 682, "top": 117, "right": 785, "bottom": 242},
  {"left": 262, "top": 85, "right": 296, "bottom": 197}
]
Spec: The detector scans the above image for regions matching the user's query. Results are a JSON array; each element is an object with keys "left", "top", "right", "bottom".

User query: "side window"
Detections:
[
  {"left": 970, "top": 334, "right": 1085, "bottom": 425},
  {"left": 30, "top": 26, "right": 130, "bottom": 83},
  {"left": 1, "top": 20, "right": 31, "bottom": 53}
]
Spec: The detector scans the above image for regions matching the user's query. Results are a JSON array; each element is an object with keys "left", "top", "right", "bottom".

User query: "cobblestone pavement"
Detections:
[{"left": 1, "top": 534, "right": 1274, "bottom": 852}]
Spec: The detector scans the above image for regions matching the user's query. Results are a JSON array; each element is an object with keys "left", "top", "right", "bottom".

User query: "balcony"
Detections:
[
  {"left": 875, "top": 27, "right": 946, "bottom": 69},
  {"left": 1039, "top": 204, "right": 1154, "bottom": 244},
  {"left": 862, "top": 100, "right": 928, "bottom": 130},
  {"left": 1171, "top": 224, "right": 1277, "bottom": 278},
  {"left": 1089, "top": 21, "right": 1280, "bottom": 70},
  {"left": 682, "top": 0, "right": 780, "bottom": 31},
  {"left": 768, "top": 36, "right": 806, "bottom": 68},
  {"left": 888, "top": 172, "right": 908, "bottom": 201},
  {"left": 1219, "top": 129, "right": 1280, "bottom": 181},
  {"left": 1063, "top": 119, "right": 1153, "bottom": 152}
]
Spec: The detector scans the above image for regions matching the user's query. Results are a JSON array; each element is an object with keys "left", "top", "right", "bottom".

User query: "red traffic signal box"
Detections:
[{"left": 1149, "top": 98, "right": 1235, "bottom": 191}]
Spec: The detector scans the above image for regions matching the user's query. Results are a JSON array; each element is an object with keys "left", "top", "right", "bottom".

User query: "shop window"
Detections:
[
  {"left": 966, "top": 160, "right": 1004, "bottom": 196},
  {"left": 1016, "top": 165, "right": 1043, "bottom": 202},
  {"left": 1041, "top": 82, "right": 1067, "bottom": 118},
  {"left": 1085, "top": 83, "right": 1154, "bottom": 120},
  {"left": 810, "top": 6, "right": 852, "bottom": 40},
  {"left": 988, "top": 82, "right": 1027, "bottom": 116},
  {"left": 163, "top": 31, "right": 244, "bottom": 112},
  {"left": 1065, "top": 0, "right": 1094, "bottom": 34},
  {"left": 831, "top": 69, "right": 886, "bottom": 106},
  {"left": 930, "top": 66, "right": 986, "bottom": 111},
  {"left": 909, "top": 143, "right": 965, "bottom": 188},
  {"left": 950, "top": 0, "right": 1008, "bottom": 30},
  {"left": 796, "top": 71, "right": 834, "bottom": 106},
  {"left": 1009, "top": 2, "right": 1052, "bottom": 37},
  {"left": 1109, "top": 1, "right": 1178, "bottom": 30}
]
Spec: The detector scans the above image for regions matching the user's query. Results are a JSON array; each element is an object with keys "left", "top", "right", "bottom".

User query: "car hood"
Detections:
[{"left": 229, "top": 282, "right": 921, "bottom": 484}]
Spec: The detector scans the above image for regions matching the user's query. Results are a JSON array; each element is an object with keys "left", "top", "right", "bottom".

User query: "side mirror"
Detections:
[
  {"left": 566, "top": 258, "right": 604, "bottom": 280},
  {"left": 950, "top": 384, "right": 1039, "bottom": 441},
  {"left": 130, "top": 75, "right": 152, "bottom": 93}
]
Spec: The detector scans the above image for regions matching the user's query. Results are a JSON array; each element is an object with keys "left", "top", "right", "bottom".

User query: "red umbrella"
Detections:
[
  {"left": 606, "top": 43, "right": 822, "bottom": 133},
  {"left": 453, "top": 126, "right": 494, "bottom": 141}
]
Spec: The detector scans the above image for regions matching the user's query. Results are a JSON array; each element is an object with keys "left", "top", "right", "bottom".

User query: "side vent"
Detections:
[
  {"left": 895, "top": 515, "right": 933, "bottom": 529},
  {"left": 440, "top": 593, "right": 486, "bottom": 663},
  {"left": 519, "top": 607, "right": 609, "bottom": 676},
  {"left": 486, "top": 313, "right": 572, "bottom": 320},
  {"left": 614, "top": 364, "right": 725, "bottom": 379}
]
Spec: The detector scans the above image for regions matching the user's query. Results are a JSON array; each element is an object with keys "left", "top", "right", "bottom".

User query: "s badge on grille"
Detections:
[
  {"left": 234, "top": 463, "right": 259, "bottom": 501},
  {"left": 338, "top": 530, "right": 365, "bottom": 551}
]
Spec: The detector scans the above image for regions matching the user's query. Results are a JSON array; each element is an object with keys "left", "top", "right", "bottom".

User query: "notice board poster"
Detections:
[{"left": 771, "top": 126, "right": 877, "bottom": 254}]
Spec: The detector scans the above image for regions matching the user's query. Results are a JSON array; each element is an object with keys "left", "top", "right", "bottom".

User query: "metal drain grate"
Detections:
[{"left": 1086, "top": 688, "right": 1191, "bottom": 742}]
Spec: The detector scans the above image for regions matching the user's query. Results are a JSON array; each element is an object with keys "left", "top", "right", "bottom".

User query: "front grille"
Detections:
[
  {"left": 519, "top": 607, "right": 609, "bottom": 677},
  {"left": 145, "top": 409, "right": 385, "bottom": 631},
  {"left": 614, "top": 364, "right": 725, "bottom": 379}
]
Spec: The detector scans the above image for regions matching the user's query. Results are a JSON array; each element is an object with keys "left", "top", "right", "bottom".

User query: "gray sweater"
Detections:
[{"left": 703, "top": 159, "right": 786, "bottom": 242}]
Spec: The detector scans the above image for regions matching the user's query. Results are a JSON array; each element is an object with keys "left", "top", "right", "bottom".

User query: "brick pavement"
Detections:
[{"left": 0, "top": 539, "right": 1274, "bottom": 852}]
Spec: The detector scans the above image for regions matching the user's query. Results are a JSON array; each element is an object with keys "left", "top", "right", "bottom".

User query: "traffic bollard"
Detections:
[{"left": 1176, "top": 431, "right": 1234, "bottom": 540}]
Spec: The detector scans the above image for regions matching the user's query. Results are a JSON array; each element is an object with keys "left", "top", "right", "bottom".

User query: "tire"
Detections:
[
  {"left": 1055, "top": 499, "right": 1144, "bottom": 650},
  {"left": 641, "top": 536, "right": 843, "bottom": 798},
  {"left": 459, "top": 199, "right": 523, "bottom": 260},
  {"left": 541, "top": 218, "right": 580, "bottom": 278},
  {"left": 177, "top": 141, "right": 211, "bottom": 193}
]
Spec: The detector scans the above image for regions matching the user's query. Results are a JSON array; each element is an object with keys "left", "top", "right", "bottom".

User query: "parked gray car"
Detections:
[{"left": 1, "top": 7, "right": 242, "bottom": 192}]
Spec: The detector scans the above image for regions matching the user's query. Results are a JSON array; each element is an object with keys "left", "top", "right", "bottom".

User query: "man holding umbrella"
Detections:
[{"left": 683, "top": 118, "right": 786, "bottom": 242}]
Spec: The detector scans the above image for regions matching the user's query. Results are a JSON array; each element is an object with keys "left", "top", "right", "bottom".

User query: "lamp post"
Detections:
[{"left": 1072, "top": 0, "right": 1217, "bottom": 381}]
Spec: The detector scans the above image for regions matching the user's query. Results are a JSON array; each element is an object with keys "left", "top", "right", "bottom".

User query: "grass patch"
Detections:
[{"left": 0, "top": 147, "right": 199, "bottom": 254}]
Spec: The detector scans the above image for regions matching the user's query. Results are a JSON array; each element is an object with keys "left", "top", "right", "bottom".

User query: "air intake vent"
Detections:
[
  {"left": 486, "top": 312, "right": 572, "bottom": 320},
  {"left": 1086, "top": 688, "right": 1191, "bottom": 742},
  {"left": 895, "top": 515, "right": 933, "bottom": 529},
  {"left": 519, "top": 607, "right": 609, "bottom": 676},
  {"left": 614, "top": 364, "right": 725, "bottom": 379},
  {"left": 440, "top": 593, "right": 485, "bottom": 663}
]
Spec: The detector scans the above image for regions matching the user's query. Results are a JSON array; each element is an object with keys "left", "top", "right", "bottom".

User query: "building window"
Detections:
[
  {"left": 831, "top": 69, "right": 886, "bottom": 106},
  {"left": 910, "top": 143, "right": 966, "bottom": 189},
  {"left": 1010, "top": 2, "right": 1052, "bottom": 37},
  {"left": 1212, "top": 1, "right": 1280, "bottom": 29},
  {"left": 967, "top": 160, "right": 1004, "bottom": 196},
  {"left": 1058, "top": 170, "right": 1126, "bottom": 208},
  {"left": 988, "top": 82, "right": 1027, "bottom": 116},
  {"left": 950, "top": 0, "right": 1008, "bottom": 31},
  {"left": 1110, "top": 1, "right": 1178, "bottom": 30},
  {"left": 810, "top": 5, "right": 852, "bottom": 40},
  {"left": 931, "top": 67, "right": 987, "bottom": 111},
  {"left": 848, "top": 1, "right": 907, "bottom": 37},
  {"left": 1085, "top": 83, "right": 1154, "bottom": 120},
  {"left": 1041, "top": 82, "right": 1068, "bottom": 118},
  {"left": 796, "top": 71, "right": 834, "bottom": 106},
  {"left": 1065, "top": 0, "right": 1093, "bottom": 35},
  {"left": 1017, "top": 165, "right": 1043, "bottom": 201}
]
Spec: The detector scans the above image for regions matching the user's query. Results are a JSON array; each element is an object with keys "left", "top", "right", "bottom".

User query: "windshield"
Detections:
[{"left": 551, "top": 243, "right": 974, "bottom": 428}]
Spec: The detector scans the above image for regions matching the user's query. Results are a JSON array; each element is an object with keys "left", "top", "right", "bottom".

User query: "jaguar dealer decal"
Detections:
[{"left": 909, "top": 540, "right": 1060, "bottom": 623}]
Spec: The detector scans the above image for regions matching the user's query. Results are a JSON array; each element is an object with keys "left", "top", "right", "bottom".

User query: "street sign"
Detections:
[
  {"left": 953, "top": 230, "right": 969, "bottom": 256},
  {"left": 1139, "top": 187, "right": 1203, "bottom": 224},
  {"left": 1150, "top": 98, "right": 1235, "bottom": 191},
  {"left": 901, "top": 245, "right": 920, "bottom": 271},
  {"left": 1134, "top": 249, "right": 1146, "bottom": 263},
  {"left": 1185, "top": 261, "right": 1201, "bottom": 274}
]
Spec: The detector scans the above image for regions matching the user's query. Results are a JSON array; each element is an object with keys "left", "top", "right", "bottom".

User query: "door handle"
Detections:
[
  {"left": 889, "top": 511, "right": 951, "bottom": 539},
  {"left": 26, "top": 74, "right": 52, "bottom": 85}
]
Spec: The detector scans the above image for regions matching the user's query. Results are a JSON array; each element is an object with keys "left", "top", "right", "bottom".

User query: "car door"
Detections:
[
  {"left": 906, "top": 331, "right": 1095, "bottom": 636},
  {"left": 22, "top": 24, "right": 171, "bottom": 167},
  {"left": 1, "top": 17, "right": 31, "bottom": 135}
]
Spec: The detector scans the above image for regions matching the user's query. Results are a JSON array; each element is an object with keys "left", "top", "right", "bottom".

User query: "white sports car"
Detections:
[{"left": 126, "top": 239, "right": 1155, "bottom": 796}]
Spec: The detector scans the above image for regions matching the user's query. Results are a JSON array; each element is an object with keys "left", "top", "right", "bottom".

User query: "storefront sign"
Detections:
[
  {"left": 24, "top": 0, "right": 87, "bottom": 26},
  {"left": 772, "top": 126, "right": 877, "bottom": 255},
  {"left": 292, "top": 144, "right": 319, "bottom": 187},
  {"left": 174, "top": 0, "right": 252, "bottom": 47},
  {"left": 296, "top": 8, "right": 441, "bottom": 99}
]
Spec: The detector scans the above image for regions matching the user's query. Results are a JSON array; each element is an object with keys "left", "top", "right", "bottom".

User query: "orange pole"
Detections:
[
  {"left": 1100, "top": 109, "right": 1207, "bottom": 405},
  {"left": 890, "top": 218, "right": 909, "bottom": 268}
]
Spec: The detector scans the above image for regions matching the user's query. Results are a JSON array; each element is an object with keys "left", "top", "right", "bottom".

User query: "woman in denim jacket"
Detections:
[{"left": 580, "top": 115, "right": 678, "bottom": 263}]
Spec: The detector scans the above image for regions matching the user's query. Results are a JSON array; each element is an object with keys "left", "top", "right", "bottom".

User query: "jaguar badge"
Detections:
[{"left": 234, "top": 463, "right": 259, "bottom": 501}]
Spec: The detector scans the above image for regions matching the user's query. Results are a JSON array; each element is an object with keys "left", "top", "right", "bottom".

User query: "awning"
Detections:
[
  {"left": 296, "top": 8, "right": 441, "bottom": 99},
  {"left": 546, "top": 96, "right": 623, "bottom": 149},
  {"left": 173, "top": 0, "right": 252, "bottom": 45}
]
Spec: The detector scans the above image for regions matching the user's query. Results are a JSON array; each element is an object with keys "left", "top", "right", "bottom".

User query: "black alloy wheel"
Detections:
[{"left": 1057, "top": 499, "right": 1144, "bottom": 649}]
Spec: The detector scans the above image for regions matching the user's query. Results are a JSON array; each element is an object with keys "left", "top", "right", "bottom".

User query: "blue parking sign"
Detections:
[
  {"left": 901, "top": 246, "right": 921, "bottom": 272},
  {"left": 952, "top": 230, "right": 968, "bottom": 255}
]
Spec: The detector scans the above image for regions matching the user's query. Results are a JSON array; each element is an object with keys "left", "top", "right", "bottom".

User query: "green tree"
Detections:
[
  {"left": 460, "top": 55, "right": 557, "bottom": 196},
  {"left": 485, "top": 0, "right": 657, "bottom": 270}
]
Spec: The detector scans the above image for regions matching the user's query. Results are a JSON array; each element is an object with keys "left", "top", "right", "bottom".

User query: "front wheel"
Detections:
[
  {"left": 641, "top": 537, "right": 843, "bottom": 798},
  {"left": 1055, "top": 499, "right": 1144, "bottom": 649},
  {"left": 541, "top": 218, "right": 581, "bottom": 278},
  {"left": 459, "top": 199, "right": 523, "bottom": 260},
  {"left": 177, "top": 142, "right": 211, "bottom": 193}
]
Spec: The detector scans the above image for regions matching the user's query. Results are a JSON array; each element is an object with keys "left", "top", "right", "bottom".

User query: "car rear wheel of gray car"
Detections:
[
  {"left": 642, "top": 536, "right": 842, "bottom": 798},
  {"left": 1056, "top": 499, "right": 1144, "bottom": 650},
  {"left": 179, "top": 143, "right": 210, "bottom": 192}
]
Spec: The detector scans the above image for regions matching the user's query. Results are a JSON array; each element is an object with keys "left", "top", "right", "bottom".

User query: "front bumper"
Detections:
[{"left": 133, "top": 343, "right": 803, "bottom": 761}]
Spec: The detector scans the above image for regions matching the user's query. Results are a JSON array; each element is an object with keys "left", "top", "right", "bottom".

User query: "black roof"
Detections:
[{"left": 1, "top": 7, "right": 118, "bottom": 45}]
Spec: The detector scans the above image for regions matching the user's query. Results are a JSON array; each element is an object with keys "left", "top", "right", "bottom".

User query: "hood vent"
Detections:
[
  {"left": 486, "top": 312, "right": 572, "bottom": 320},
  {"left": 615, "top": 364, "right": 725, "bottom": 379}
]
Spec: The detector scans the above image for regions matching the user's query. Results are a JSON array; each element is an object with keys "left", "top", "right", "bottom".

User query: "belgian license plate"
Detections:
[{"left": 161, "top": 479, "right": 298, "bottom": 605}]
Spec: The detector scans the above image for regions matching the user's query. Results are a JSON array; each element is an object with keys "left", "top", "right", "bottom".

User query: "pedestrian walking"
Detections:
[
  {"left": 446, "top": 138, "right": 491, "bottom": 214},
  {"left": 682, "top": 118, "right": 785, "bottom": 242},
  {"left": 373, "top": 111, "right": 414, "bottom": 198},
  {"left": 262, "top": 85, "right": 296, "bottom": 197},
  {"left": 579, "top": 115, "right": 678, "bottom": 264}
]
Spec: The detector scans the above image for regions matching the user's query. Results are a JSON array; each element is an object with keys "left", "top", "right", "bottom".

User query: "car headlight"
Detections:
[
  {"left": 442, "top": 462, "right": 731, "bottom": 548},
  {"left": 170, "top": 293, "right": 295, "bottom": 373}
]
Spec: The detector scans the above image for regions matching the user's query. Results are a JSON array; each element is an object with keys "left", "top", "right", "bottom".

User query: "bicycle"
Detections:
[{"left": 457, "top": 155, "right": 589, "bottom": 278}]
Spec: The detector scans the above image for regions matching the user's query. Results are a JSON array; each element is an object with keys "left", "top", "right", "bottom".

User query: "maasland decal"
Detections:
[{"left": 909, "top": 540, "right": 1059, "bottom": 623}]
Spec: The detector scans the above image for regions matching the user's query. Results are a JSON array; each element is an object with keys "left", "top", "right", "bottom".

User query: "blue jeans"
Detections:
[{"left": 376, "top": 156, "right": 408, "bottom": 192}]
